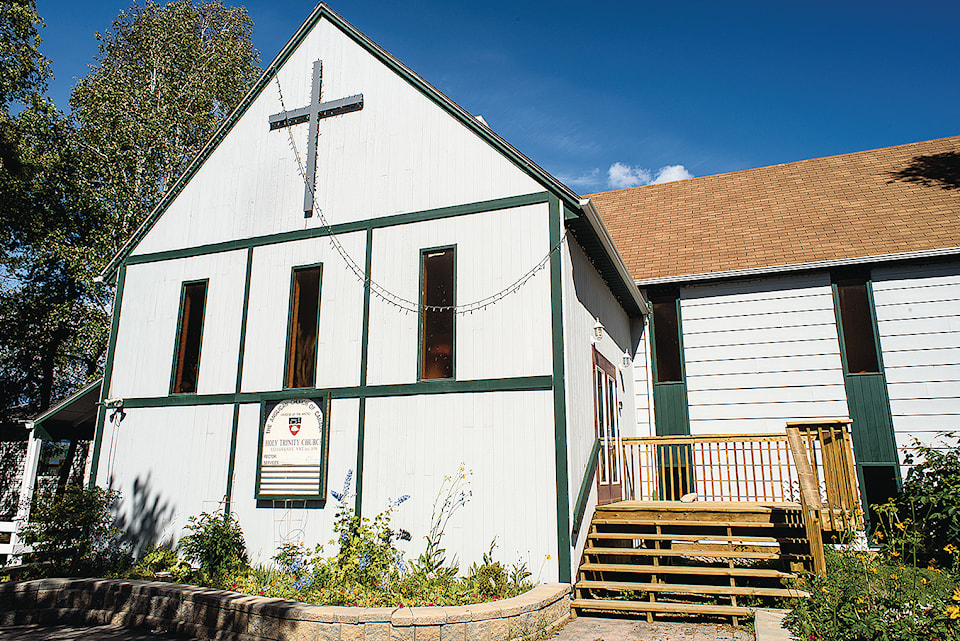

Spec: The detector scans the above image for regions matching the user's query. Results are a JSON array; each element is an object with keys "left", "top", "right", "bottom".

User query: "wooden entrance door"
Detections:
[{"left": 594, "top": 350, "right": 623, "bottom": 504}]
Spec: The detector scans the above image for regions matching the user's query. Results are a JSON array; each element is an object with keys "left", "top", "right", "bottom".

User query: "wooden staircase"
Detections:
[{"left": 572, "top": 501, "right": 813, "bottom": 624}]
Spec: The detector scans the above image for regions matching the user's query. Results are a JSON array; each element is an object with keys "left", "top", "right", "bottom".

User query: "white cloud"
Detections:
[
  {"left": 606, "top": 162, "right": 694, "bottom": 189},
  {"left": 608, "top": 162, "right": 652, "bottom": 189},
  {"left": 650, "top": 164, "right": 695, "bottom": 184}
]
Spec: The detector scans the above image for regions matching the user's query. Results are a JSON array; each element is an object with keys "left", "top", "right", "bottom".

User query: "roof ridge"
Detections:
[{"left": 588, "top": 134, "right": 960, "bottom": 198}]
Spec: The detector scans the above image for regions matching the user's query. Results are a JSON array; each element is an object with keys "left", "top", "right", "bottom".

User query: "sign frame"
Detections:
[{"left": 254, "top": 393, "right": 331, "bottom": 502}]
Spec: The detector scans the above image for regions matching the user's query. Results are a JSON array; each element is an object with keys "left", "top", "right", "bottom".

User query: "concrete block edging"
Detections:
[{"left": 0, "top": 578, "right": 572, "bottom": 641}]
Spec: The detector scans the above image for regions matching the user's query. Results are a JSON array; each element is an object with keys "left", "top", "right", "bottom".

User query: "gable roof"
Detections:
[
  {"left": 98, "top": 3, "right": 645, "bottom": 317},
  {"left": 591, "top": 135, "right": 960, "bottom": 285}
]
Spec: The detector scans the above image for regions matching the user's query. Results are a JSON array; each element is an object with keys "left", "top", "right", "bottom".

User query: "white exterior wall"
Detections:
[
  {"left": 95, "top": 405, "right": 235, "bottom": 553},
  {"left": 130, "top": 18, "right": 542, "bottom": 257},
  {"left": 240, "top": 233, "right": 366, "bottom": 392},
  {"left": 362, "top": 391, "right": 558, "bottom": 581},
  {"left": 676, "top": 274, "right": 848, "bottom": 434},
  {"left": 872, "top": 261, "right": 960, "bottom": 457},
  {"left": 112, "top": 251, "right": 248, "bottom": 398},
  {"left": 561, "top": 236, "right": 636, "bottom": 569},
  {"left": 366, "top": 203, "right": 552, "bottom": 385}
]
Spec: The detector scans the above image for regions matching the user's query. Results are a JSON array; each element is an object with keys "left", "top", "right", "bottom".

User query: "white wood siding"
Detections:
[
  {"left": 111, "top": 252, "right": 248, "bottom": 399},
  {"left": 94, "top": 405, "right": 234, "bottom": 553},
  {"left": 680, "top": 274, "right": 848, "bottom": 434},
  {"left": 873, "top": 261, "right": 960, "bottom": 454},
  {"left": 240, "top": 234, "right": 366, "bottom": 392},
  {"left": 365, "top": 204, "right": 552, "bottom": 385},
  {"left": 131, "top": 18, "right": 542, "bottom": 257},
  {"left": 230, "top": 399, "right": 359, "bottom": 565},
  {"left": 633, "top": 328, "right": 655, "bottom": 437},
  {"left": 362, "top": 391, "right": 558, "bottom": 581},
  {"left": 561, "top": 236, "right": 636, "bottom": 567}
]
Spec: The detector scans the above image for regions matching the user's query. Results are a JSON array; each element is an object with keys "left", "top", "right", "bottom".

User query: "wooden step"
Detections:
[
  {"left": 571, "top": 598, "right": 753, "bottom": 617},
  {"left": 575, "top": 579, "right": 810, "bottom": 598},
  {"left": 591, "top": 517, "right": 788, "bottom": 528},
  {"left": 578, "top": 562, "right": 796, "bottom": 579},
  {"left": 588, "top": 532, "right": 789, "bottom": 543},
  {"left": 584, "top": 545, "right": 811, "bottom": 561}
]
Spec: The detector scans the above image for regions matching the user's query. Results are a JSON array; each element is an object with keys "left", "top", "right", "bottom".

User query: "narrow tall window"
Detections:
[
  {"left": 652, "top": 294, "right": 683, "bottom": 383},
  {"left": 836, "top": 278, "right": 880, "bottom": 374},
  {"left": 172, "top": 281, "right": 207, "bottom": 394},
  {"left": 285, "top": 265, "right": 322, "bottom": 388},
  {"left": 420, "top": 247, "right": 455, "bottom": 380}
]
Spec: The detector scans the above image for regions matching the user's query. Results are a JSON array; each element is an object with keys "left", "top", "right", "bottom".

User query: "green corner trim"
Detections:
[
  {"left": 88, "top": 265, "right": 127, "bottom": 487},
  {"left": 549, "top": 195, "right": 571, "bottom": 583}
]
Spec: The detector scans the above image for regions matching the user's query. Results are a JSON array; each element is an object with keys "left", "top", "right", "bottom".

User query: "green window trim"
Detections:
[
  {"left": 282, "top": 263, "right": 324, "bottom": 390},
  {"left": 418, "top": 245, "right": 457, "bottom": 381},
  {"left": 169, "top": 279, "right": 210, "bottom": 395}
]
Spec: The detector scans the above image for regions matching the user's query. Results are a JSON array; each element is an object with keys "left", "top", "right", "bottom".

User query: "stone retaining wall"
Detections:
[{"left": 0, "top": 579, "right": 572, "bottom": 641}]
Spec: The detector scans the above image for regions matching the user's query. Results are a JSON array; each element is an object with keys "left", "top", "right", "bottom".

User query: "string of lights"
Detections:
[{"left": 274, "top": 77, "right": 564, "bottom": 315}]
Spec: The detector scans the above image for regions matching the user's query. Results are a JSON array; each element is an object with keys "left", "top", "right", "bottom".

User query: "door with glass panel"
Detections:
[{"left": 594, "top": 349, "right": 623, "bottom": 504}]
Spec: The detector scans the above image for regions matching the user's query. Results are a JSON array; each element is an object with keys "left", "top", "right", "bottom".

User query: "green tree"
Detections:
[
  {"left": 0, "top": 0, "right": 259, "bottom": 427},
  {"left": 71, "top": 0, "right": 261, "bottom": 256}
]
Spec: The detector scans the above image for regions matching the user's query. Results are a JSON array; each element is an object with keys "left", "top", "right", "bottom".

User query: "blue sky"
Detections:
[{"left": 36, "top": 0, "right": 960, "bottom": 194}]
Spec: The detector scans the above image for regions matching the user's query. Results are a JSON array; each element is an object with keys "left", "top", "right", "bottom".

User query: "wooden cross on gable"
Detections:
[{"left": 269, "top": 60, "right": 363, "bottom": 217}]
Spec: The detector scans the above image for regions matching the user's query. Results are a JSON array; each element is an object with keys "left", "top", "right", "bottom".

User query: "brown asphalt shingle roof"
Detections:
[{"left": 589, "top": 136, "right": 960, "bottom": 283}]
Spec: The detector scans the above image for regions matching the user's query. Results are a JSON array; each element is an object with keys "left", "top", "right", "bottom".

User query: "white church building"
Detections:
[{"left": 15, "top": 4, "right": 960, "bottom": 586}]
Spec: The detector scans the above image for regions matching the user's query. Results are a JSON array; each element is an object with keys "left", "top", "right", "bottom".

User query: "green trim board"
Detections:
[
  {"left": 254, "top": 394, "right": 331, "bottom": 502},
  {"left": 124, "top": 193, "right": 549, "bottom": 269},
  {"left": 88, "top": 265, "right": 127, "bottom": 488},
  {"left": 118, "top": 375, "right": 554, "bottom": 409},
  {"left": 548, "top": 195, "right": 571, "bottom": 583},
  {"left": 830, "top": 275, "right": 899, "bottom": 517},
  {"left": 225, "top": 248, "right": 255, "bottom": 513},
  {"left": 648, "top": 293, "right": 691, "bottom": 437},
  {"left": 571, "top": 438, "right": 601, "bottom": 542},
  {"left": 168, "top": 279, "right": 210, "bottom": 395},
  {"left": 355, "top": 228, "right": 373, "bottom": 514},
  {"left": 282, "top": 262, "right": 324, "bottom": 390},
  {"left": 417, "top": 244, "right": 457, "bottom": 381}
]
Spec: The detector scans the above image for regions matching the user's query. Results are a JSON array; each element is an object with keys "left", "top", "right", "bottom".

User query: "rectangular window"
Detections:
[
  {"left": 285, "top": 265, "right": 322, "bottom": 389},
  {"left": 652, "top": 294, "right": 683, "bottom": 383},
  {"left": 420, "top": 247, "right": 455, "bottom": 380},
  {"left": 171, "top": 280, "right": 207, "bottom": 394},
  {"left": 836, "top": 277, "right": 880, "bottom": 374}
]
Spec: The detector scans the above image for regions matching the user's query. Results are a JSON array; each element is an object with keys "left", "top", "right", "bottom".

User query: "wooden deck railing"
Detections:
[{"left": 619, "top": 420, "right": 862, "bottom": 534}]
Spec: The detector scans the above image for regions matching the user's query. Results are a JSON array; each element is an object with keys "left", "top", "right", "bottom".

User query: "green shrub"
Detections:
[
  {"left": 873, "top": 437, "right": 960, "bottom": 569},
  {"left": 19, "top": 485, "right": 128, "bottom": 577},
  {"left": 786, "top": 548, "right": 960, "bottom": 640},
  {"left": 130, "top": 544, "right": 192, "bottom": 582},
  {"left": 179, "top": 509, "right": 248, "bottom": 586}
]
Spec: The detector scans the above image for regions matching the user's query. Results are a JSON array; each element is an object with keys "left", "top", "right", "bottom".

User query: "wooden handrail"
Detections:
[
  {"left": 785, "top": 425, "right": 826, "bottom": 574},
  {"left": 571, "top": 438, "right": 602, "bottom": 542}
]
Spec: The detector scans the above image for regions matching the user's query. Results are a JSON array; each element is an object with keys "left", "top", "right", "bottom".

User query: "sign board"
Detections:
[{"left": 256, "top": 397, "right": 328, "bottom": 500}]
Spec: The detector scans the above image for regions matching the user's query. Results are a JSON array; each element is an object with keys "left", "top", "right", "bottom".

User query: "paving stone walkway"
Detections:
[
  {"left": 0, "top": 624, "right": 199, "bottom": 640},
  {"left": 549, "top": 617, "right": 754, "bottom": 641}
]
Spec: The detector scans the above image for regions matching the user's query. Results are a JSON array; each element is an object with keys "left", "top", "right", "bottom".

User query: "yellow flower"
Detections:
[
  {"left": 947, "top": 604, "right": 960, "bottom": 620},
  {"left": 870, "top": 567, "right": 878, "bottom": 574},
  {"left": 874, "top": 531, "right": 884, "bottom": 541},
  {"left": 890, "top": 574, "right": 898, "bottom": 581},
  {"left": 953, "top": 586, "right": 960, "bottom": 601},
  {"left": 890, "top": 550, "right": 900, "bottom": 558},
  {"left": 895, "top": 521, "right": 907, "bottom": 531},
  {"left": 945, "top": 544, "right": 958, "bottom": 554}
]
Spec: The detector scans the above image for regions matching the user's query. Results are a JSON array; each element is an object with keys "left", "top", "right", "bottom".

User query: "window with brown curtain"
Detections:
[
  {"left": 285, "top": 265, "right": 322, "bottom": 388},
  {"left": 420, "top": 248, "right": 455, "bottom": 380},
  {"left": 836, "top": 278, "right": 880, "bottom": 374},
  {"left": 172, "top": 280, "right": 207, "bottom": 394}
]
